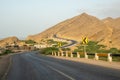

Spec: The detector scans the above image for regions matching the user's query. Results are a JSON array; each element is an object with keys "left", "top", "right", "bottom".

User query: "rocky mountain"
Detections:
[
  {"left": 0, "top": 36, "right": 19, "bottom": 47},
  {"left": 102, "top": 17, "right": 120, "bottom": 48},
  {"left": 27, "top": 13, "right": 120, "bottom": 49}
]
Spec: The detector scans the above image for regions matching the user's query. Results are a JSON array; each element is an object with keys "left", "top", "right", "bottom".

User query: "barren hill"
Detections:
[
  {"left": 102, "top": 17, "right": 120, "bottom": 48},
  {"left": 27, "top": 13, "right": 120, "bottom": 49},
  {"left": 0, "top": 36, "right": 19, "bottom": 47}
]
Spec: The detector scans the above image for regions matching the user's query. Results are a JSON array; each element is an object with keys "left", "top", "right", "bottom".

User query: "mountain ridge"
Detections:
[
  {"left": 0, "top": 36, "right": 19, "bottom": 47},
  {"left": 27, "top": 13, "right": 120, "bottom": 49}
]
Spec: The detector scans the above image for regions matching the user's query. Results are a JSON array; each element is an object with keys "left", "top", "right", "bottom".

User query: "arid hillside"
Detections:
[
  {"left": 102, "top": 17, "right": 120, "bottom": 48},
  {"left": 27, "top": 13, "right": 120, "bottom": 49},
  {"left": 0, "top": 36, "right": 19, "bottom": 47}
]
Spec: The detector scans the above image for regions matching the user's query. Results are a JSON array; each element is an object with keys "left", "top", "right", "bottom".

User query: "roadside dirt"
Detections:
[
  {"left": 49, "top": 56, "right": 120, "bottom": 70},
  {"left": 0, "top": 55, "right": 11, "bottom": 79}
]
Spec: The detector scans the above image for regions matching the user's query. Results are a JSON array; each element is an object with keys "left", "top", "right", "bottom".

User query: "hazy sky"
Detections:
[{"left": 0, "top": 0, "right": 120, "bottom": 39}]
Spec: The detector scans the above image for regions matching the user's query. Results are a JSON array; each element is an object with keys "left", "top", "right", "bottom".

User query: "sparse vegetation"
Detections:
[
  {"left": 3, "top": 49, "right": 12, "bottom": 54},
  {"left": 46, "top": 39, "right": 68, "bottom": 47},
  {"left": 74, "top": 41, "right": 120, "bottom": 61},
  {"left": 109, "top": 48, "right": 120, "bottom": 54},
  {"left": 25, "top": 40, "right": 37, "bottom": 45},
  {"left": 41, "top": 47, "right": 59, "bottom": 55},
  {"left": 75, "top": 41, "right": 107, "bottom": 53},
  {"left": 61, "top": 48, "right": 71, "bottom": 51},
  {"left": 0, "top": 49, "right": 12, "bottom": 56},
  {"left": 75, "top": 41, "right": 120, "bottom": 54}
]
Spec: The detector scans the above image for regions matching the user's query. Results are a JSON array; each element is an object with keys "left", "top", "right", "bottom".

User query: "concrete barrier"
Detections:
[
  {"left": 70, "top": 52, "right": 73, "bottom": 58},
  {"left": 52, "top": 51, "right": 113, "bottom": 62},
  {"left": 85, "top": 53, "right": 88, "bottom": 59},
  {"left": 66, "top": 51, "right": 68, "bottom": 57},
  {"left": 77, "top": 52, "right": 80, "bottom": 58},
  {"left": 61, "top": 51, "right": 64, "bottom": 56},
  {"left": 58, "top": 52, "right": 60, "bottom": 56},
  {"left": 52, "top": 52, "right": 54, "bottom": 55},
  {"left": 95, "top": 53, "right": 99, "bottom": 60},
  {"left": 54, "top": 52, "right": 57, "bottom": 56},
  {"left": 108, "top": 53, "right": 112, "bottom": 62}
]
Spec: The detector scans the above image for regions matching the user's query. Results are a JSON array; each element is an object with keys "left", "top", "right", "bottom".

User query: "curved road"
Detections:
[
  {"left": 53, "top": 35, "right": 78, "bottom": 48},
  {"left": 7, "top": 51, "right": 120, "bottom": 80}
]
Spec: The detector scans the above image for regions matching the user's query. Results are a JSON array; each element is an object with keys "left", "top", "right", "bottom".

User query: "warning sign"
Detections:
[{"left": 82, "top": 37, "right": 88, "bottom": 44}]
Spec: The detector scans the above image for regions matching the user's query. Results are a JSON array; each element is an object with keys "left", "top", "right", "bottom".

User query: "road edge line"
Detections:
[
  {"left": 47, "top": 65, "right": 75, "bottom": 80},
  {"left": 1, "top": 55, "right": 12, "bottom": 80}
]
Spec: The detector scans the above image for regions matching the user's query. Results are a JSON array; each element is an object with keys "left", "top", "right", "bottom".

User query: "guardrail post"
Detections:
[
  {"left": 58, "top": 52, "right": 60, "bottom": 56},
  {"left": 95, "top": 53, "right": 99, "bottom": 60},
  {"left": 77, "top": 52, "right": 80, "bottom": 58},
  {"left": 61, "top": 51, "right": 64, "bottom": 56},
  {"left": 85, "top": 53, "right": 88, "bottom": 59},
  {"left": 66, "top": 51, "right": 68, "bottom": 57},
  {"left": 52, "top": 51, "right": 54, "bottom": 55},
  {"left": 71, "top": 52, "right": 73, "bottom": 58},
  {"left": 55, "top": 52, "right": 57, "bottom": 56},
  {"left": 108, "top": 53, "right": 112, "bottom": 62}
]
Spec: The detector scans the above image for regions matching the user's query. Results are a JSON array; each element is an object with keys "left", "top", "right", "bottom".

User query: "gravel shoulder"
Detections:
[
  {"left": 0, "top": 55, "right": 11, "bottom": 79},
  {"left": 48, "top": 55, "right": 120, "bottom": 70}
]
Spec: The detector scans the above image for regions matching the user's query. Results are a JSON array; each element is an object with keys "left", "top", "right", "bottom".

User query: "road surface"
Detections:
[{"left": 7, "top": 51, "right": 120, "bottom": 80}]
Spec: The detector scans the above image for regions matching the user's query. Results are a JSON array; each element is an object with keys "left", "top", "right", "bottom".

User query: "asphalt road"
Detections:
[{"left": 7, "top": 51, "right": 120, "bottom": 80}]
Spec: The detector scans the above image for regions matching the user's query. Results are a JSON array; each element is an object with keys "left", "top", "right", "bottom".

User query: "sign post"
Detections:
[
  {"left": 58, "top": 42, "right": 62, "bottom": 57},
  {"left": 82, "top": 36, "right": 88, "bottom": 59}
]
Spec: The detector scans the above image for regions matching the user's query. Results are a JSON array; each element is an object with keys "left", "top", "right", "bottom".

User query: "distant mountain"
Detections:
[
  {"left": 0, "top": 36, "right": 19, "bottom": 47},
  {"left": 102, "top": 17, "right": 120, "bottom": 48},
  {"left": 27, "top": 13, "right": 120, "bottom": 49},
  {"left": 102, "top": 17, "right": 114, "bottom": 23}
]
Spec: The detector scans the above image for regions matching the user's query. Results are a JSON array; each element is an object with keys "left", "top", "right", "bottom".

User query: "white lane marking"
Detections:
[
  {"left": 47, "top": 65, "right": 75, "bottom": 80},
  {"left": 27, "top": 53, "right": 76, "bottom": 80}
]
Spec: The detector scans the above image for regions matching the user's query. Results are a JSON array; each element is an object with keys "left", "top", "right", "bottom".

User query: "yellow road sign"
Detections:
[
  {"left": 58, "top": 42, "right": 62, "bottom": 47},
  {"left": 82, "top": 37, "right": 88, "bottom": 44}
]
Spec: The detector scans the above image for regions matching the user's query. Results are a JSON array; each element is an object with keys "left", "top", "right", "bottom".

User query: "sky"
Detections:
[{"left": 0, "top": 0, "right": 120, "bottom": 39}]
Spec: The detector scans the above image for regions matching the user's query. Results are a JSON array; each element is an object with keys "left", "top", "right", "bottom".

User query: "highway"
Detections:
[{"left": 7, "top": 51, "right": 120, "bottom": 80}]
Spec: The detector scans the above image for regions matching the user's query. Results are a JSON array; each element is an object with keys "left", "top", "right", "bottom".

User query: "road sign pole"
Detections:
[
  {"left": 84, "top": 45, "right": 88, "bottom": 59},
  {"left": 84, "top": 45, "right": 86, "bottom": 54},
  {"left": 84, "top": 45, "right": 87, "bottom": 55},
  {"left": 82, "top": 36, "right": 88, "bottom": 59}
]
